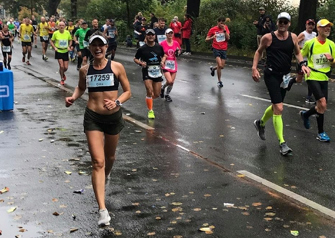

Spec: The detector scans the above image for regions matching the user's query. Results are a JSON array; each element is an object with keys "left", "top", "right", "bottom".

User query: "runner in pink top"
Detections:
[{"left": 160, "top": 28, "right": 181, "bottom": 102}]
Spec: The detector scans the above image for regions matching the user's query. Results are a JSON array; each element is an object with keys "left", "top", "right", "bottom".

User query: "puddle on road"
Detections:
[{"left": 0, "top": 206, "right": 44, "bottom": 237}]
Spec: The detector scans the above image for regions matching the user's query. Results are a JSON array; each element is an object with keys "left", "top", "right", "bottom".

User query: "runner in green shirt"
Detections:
[
  {"left": 50, "top": 21, "right": 72, "bottom": 85},
  {"left": 74, "top": 21, "right": 90, "bottom": 69},
  {"left": 299, "top": 19, "right": 335, "bottom": 142}
]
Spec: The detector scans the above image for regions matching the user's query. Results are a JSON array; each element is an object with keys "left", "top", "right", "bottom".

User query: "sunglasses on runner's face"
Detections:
[
  {"left": 147, "top": 33, "right": 155, "bottom": 36},
  {"left": 279, "top": 20, "right": 289, "bottom": 25}
]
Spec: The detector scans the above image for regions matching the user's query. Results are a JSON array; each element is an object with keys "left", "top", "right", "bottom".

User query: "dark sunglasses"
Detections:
[
  {"left": 146, "top": 33, "right": 155, "bottom": 36},
  {"left": 167, "top": 32, "right": 173, "bottom": 34},
  {"left": 279, "top": 20, "right": 289, "bottom": 25}
]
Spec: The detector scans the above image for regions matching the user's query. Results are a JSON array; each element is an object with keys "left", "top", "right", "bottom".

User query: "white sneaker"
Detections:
[{"left": 98, "top": 209, "right": 111, "bottom": 226}]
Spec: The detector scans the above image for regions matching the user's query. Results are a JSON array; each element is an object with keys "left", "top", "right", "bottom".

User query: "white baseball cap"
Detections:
[
  {"left": 165, "top": 28, "right": 173, "bottom": 34},
  {"left": 277, "top": 12, "right": 291, "bottom": 21},
  {"left": 89, "top": 35, "right": 108, "bottom": 45}
]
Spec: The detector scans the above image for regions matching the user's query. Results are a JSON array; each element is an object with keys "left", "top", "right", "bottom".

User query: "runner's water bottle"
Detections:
[
  {"left": 0, "top": 60, "right": 3, "bottom": 71},
  {"left": 175, "top": 48, "right": 179, "bottom": 57}
]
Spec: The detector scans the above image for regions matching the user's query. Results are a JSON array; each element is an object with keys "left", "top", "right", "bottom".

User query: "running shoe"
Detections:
[
  {"left": 22, "top": 57, "right": 25, "bottom": 62},
  {"left": 279, "top": 142, "right": 292, "bottom": 156},
  {"left": 299, "top": 110, "right": 310, "bottom": 129},
  {"left": 60, "top": 80, "right": 65, "bottom": 85},
  {"left": 217, "top": 81, "right": 223, "bottom": 88},
  {"left": 98, "top": 209, "right": 111, "bottom": 226},
  {"left": 63, "top": 74, "right": 67, "bottom": 81},
  {"left": 148, "top": 110, "right": 155, "bottom": 119},
  {"left": 305, "top": 96, "right": 315, "bottom": 104},
  {"left": 7, "top": 64, "right": 11, "bottom": 70},
  {"left": 253, "top": 119, "right": 266, "bottom": 140},
  {"left": 160, "top": 88, "right": 165, "bottom": 98},
  {"left": 165, "top": 95, "right": 172, "bottom": 102},
  {"left": 26, "top": 61, "right": 31, "bottom": 65},
  {"left": 316, "top": 132, "right": 330, "bottom": 142},
  {"left": 210, "top": 66, "right": 215, "bottom": 77}
]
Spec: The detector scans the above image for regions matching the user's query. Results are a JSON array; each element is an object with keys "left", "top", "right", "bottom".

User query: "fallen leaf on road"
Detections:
[
  {"left": 224, "top": 203, "right": 234, "bottom": 207},
  {"left": 114, "top": 230, "right": 122, "bottom": 236},
  {"left": 47, "top": 230, "right": 53, "bottom": 233},
  {"left": 147, "top": 232, "right": 156, "bottom": 235},
  {"left": 52, "top": 198, "right": 58, "bottom": 202},
  {"left": 70, "top": 228, "right": 78, "bottom": 233},
  {"left": 19, "top": 229, "right": 26, "bottom": 232},
  {"left": 64, "top": 171, "right": 72, "bottom": 175},
  {"left": 53, "top": 212, "right": 60, "bottom": 216},
  {"left": 252, "top": 202, "right": 262, "bottom": 207},
  {"left": 204, "top": 194, "right": 211, "bottom": 197},
  {"left": 135, "top": 210, "right": 141, "bottom": 214},
  {"left": 237, "top": 174, "right": 245, "bottom": 178},
  {"left": 0, "top": 187, "right": 9, "bottom": 194},
  {"left": 264, "top": 217, "right": 273, "bottom": 221},
  {"left": 265, "top": 228, "right": 271, "bottom": 232},
  {"left": 199, "top": 227, "right": 211, "bottom": 232},
  {"left": 156, "top": 216, "right": 162, "bottom": 220},
  {"left": 39, "top": 138, "right": 43, "bottom": 142},
  {"left": 0, "top": 199, "right": 4, "bottom": 202},
  {"left": 7, "top": 207, "right": 16, "bottom": 213},
  {"left": 266, "top": 206, "right": 272, "bottom": 210},
  {"left": 193, "top": 208, "right": 201, "bottom": 211},
  {"left": 171, "top": 202, "right": 182, "bottom": 206},
  {"left": 290, "top": 230, "right": 299, "bottom": 236},
  {"left": 241, "top": 212, "right": 250, "bottom": 216}
]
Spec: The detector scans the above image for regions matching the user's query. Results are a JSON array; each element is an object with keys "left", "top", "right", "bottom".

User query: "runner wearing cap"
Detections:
[
  {"left": 65, "top": 32, "right": 131, "bottom": 227},
  {"left": 50, "top": 21, "right": 72, "bottom": 85},
  {"left": 252, "top": 12, "right": 310, "bottom": 156},
  {"left": 160, "top": 28, "right": 181, "bottom": 102},
  {"left": 74, "top": 21, "right": 90, "bottom": 69},
  {"left": 134, "top": 29, "right": 166, "bottom": 119},
  {"left": 299, "top": 19, "right": 335, "bottom": 142},
  {"left": 206, "top": 17, "right": 230, "bottom": 88}
]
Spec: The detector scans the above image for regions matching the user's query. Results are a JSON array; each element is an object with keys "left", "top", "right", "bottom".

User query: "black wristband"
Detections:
[{"left": 298, "top": 60, "right": 307, "bottom": 72}]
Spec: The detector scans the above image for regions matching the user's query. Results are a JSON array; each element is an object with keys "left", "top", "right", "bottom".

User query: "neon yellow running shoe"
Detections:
[{"left": 148, "top": 110, "right": 155, "bottom": 119}]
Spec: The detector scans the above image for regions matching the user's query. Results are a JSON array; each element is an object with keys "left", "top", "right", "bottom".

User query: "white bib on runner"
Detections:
[
  {"left": 280, "top": 73, "right": 291, "bottom": 89},
  {"left": 165, "top": 60, "right": 176, "bottom": 71},
  {"left": 83, "top": 41, "right": 89, "bottom": 48},
  {"left": 157, "top": 35, "right": 166, "bottom": 44},
  {"left": 148, "top": 65, "right": 162, "bottom": 78},
  {"left": 86, "top": 73, "right": 114, "bottom": 88},
  {"left": 23, "top": 34, "right": 30, "bottom": 41},
  {"left": 139, "top": 41, "right": 145, "bottom": 47},
  {"left": 312, "top": 53, "right": 330, "bottom": 70},
  {"left": 43, "top": 35, "right": 49, "bottom": 41},
  {"left": 2, "top": 46, "right": 11, "bottom": 52},
  {"left": 58, "top": 39, "right": 68, "bottom": 48},
  {"left": 215, "top": 32, "right": 225, "bottom": 42}
]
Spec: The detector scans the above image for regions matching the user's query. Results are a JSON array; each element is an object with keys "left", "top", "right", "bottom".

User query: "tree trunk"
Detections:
[
  {"left": 187, "top": 0, "right": 200, "bottom": 17},
  {"left": 47, "top": 0, "right": 61, "bottom": 16},
  {"left": 71, "top": 0, "right": 77, "bottom": 19},
  {"left": 298, "top": 0, "right": 317, "bottom": 33}
]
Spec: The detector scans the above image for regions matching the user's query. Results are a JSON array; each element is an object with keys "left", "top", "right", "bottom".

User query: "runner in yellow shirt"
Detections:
[
  {"left": 20, "top": 17, "right": 34, "bottom": 65},
  {"left": 50, "top": 21, "right": 72, "bottom": 85},
  {"left": 299, "top": 19, "right": 335, "bottom": 142},
  {"left": 37, "top": 17, "right": 50, "bottom": 61}
]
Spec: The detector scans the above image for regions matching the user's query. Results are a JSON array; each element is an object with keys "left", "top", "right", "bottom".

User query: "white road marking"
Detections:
[
  {"left": 237, "top": 170, "right": 335, "bottom": 219},
  {"left": 241, "top": 94, "right": 309, "bottom": 110},
  {"left": 176, "top": 144, "right": 190, "bottom": 152}
]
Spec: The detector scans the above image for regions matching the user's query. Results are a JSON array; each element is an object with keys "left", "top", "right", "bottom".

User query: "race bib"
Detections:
[
  {"left": 215, "top": 32, "right": 225, "bottom": 42},
  {"left": 86, "top": 73, "right": 114, "bottom": 88},
  {"left": 148, "top": 65, "right": 162, "bottom": 78},
  {"left": 2, "top": 46, "right": 10, "bottom": 52},
  {"left": 312, "top": 53, "right": 330, "bottom": 70},
  {"left": 59, "top": 40, "right": 68, "bottom": 48},
  {"left": 157, "top": 35, "right": 166, "bottom": 44},
  {"left": 164, "top": 60, "right": 176, "bottom": 71},
  {"left": 108, "top": 30, "right": 115, "bottom": 38},
  {"left": 280, "top": 73, "right": 291, "bottom": 89},
  {"left": 23, "top": 34, "right": 30, "bottom": 41},
  {"left": 43, "top": 35, "right": 49, "bottom": 41},
  {"left": 83, "top": 41, "right": 89, "bottom": 48},
  {"left": 139, "top": 41, "right": 145, "bottom": 47}
]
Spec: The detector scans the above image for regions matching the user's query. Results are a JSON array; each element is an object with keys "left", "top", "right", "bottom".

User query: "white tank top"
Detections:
[{"left": 299, "top": 30, "right": 317, "bottom": 48}]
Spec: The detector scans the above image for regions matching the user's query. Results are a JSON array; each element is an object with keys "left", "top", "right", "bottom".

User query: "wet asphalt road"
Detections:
[{"left": 0, "top": 41, "right": 335, "bottom": 237}]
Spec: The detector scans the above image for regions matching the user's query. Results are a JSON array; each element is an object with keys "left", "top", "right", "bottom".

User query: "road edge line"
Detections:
[{"left": 237, "top": 170, "right": 335, "bottom": 219}]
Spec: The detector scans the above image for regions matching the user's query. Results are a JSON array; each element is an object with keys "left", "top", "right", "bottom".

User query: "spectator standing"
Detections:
[
  {"left": 181, "top": 14, "right": 192, "bottom": 55},
  {"left": 253, "top": 6, "right": 266, "bottom": 61},
  {"left": 170, "top": 16, "right": 182, "bottom": 46}
]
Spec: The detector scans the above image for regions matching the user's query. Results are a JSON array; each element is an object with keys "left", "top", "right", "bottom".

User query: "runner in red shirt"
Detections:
[{"left": 206, "top": 17, "right": 230, "bottom": 88}]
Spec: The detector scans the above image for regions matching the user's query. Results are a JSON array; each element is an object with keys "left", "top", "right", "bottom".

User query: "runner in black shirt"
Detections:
[{"left": 134, "top": 29, "right": 166, "bottom": 119}]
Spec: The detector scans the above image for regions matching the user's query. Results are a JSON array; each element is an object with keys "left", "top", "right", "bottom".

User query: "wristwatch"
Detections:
[{"left": 115, "top": 99, "right": 122, "bottom": 107}]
